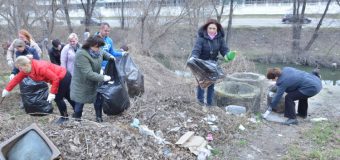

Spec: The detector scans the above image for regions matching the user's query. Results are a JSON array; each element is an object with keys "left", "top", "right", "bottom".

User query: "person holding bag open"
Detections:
[
  {"left": 2, "top": 56, "right": 75, "bottom": 124},
  {"left": 190, "top": 19, "right": 236, "bottom": 108},
  {"left": 70, "top": 35, "right": 115, "bottom": 122}
]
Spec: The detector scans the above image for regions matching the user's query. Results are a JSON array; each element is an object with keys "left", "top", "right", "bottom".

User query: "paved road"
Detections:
[{"left": 221, "top": 18, "right": 340, "bottom": 28}]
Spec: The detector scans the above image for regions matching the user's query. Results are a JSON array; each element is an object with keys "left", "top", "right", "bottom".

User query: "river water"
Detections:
[{"left": 254, "top": 63, "right": 340, "bottom": 86}]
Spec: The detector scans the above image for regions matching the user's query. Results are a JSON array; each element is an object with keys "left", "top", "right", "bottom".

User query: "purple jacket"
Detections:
[{"left": 61, "top": 44, "right": 80, "bottom": 75}]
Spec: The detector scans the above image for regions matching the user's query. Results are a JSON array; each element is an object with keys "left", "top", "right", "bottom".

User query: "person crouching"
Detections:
[{"left": 2, "top": 56, "right": 75, "bottom": 124}]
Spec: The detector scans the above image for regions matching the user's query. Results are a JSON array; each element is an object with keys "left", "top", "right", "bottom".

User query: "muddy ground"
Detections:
[{"left": 0, "top": 52, "right": 339, "bottom": 160}]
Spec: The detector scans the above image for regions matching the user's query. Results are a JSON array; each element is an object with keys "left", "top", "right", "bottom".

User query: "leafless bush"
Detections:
[{"left": 221, "top": 54, "right": 256, "bottom": 74}]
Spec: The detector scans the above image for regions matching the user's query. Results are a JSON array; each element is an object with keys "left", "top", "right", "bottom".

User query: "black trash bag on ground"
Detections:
[
  {"left": 186, "top": 57, "right": 225, "bottom": 88},
  {"left": 19, "top": 77, "right": 53, "bottom": 116},
  {"left": 117, "top": 55, "right": 144, "bottom": 97},
  {"left": 97, "top": 60, "right": 130, "bottom": 115}
]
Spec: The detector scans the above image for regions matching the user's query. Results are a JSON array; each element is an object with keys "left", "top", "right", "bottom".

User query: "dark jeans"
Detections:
[
  {"left": 284, "top": 90, "right": 310, "bottom": 119},
  {"left": 197, "top": 84, "right": 215, "bottom": 106},
  {"left": 74, "top": 93, "right": 102, "bottom": 118},
  {"left": 54, "top": 71, "right": 75, "bottom": 116}
]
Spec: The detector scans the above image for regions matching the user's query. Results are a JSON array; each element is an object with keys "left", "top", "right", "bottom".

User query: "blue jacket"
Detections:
[
  {"left": 12, "top": 46, "right": 40, "bottom": 75},
  {"left": 95, "top": 32, "right": 122, "bottom": 67},
  {"left": 191, "top": 27, "right": 229, "bottom": 61},
  {"left": 270, "top": 67, "right": 322, "bottom": 109}
]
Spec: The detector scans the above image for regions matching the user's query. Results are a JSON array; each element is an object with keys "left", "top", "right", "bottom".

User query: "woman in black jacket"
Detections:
[{"left": 191, "top": 19, "right": 230, "bottom": 107}]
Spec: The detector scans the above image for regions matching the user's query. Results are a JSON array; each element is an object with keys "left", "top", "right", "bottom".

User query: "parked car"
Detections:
[
  {"left": 282, "top": 14, "right": 311, "bottom": 24},
  {"left": 80, "top": 18, "right": 101, "bottom": 26}
]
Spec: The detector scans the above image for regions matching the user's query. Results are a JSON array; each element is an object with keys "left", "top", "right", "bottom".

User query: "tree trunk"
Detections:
[
  {"left": 226, "top": 0, "right": 234, "bottom": 46},
  {"left": 81, "top": 0, "right": 97, "bottom": 30},
  {"left": 141, "top": 17, "right": 145, "bottom": 45},
  {"left": 304, "top": 0, "right": 332, "bottom": 51},
  {"left": 62, "top": 0, "right": 73, "bottom": 33},
  {"left": 120, "top": 0, "right": 125, "bottom": 29},
  {"left": 291, "top": 0, "right": 304, "bottom": 56},
  {"left": 211, "top": 0, "right": 226, "bottom": 23}
]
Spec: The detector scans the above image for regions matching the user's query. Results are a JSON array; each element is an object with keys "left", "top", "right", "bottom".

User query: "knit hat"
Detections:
[
  {"left": 13, "top": 39, "right": 26, "bottom": 48},
  {"left": 52, "top": 39, "right": 61, "bottom": 48}
]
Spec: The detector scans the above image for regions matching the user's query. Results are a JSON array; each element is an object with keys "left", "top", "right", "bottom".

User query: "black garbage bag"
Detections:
[
  {"left": 117, "top": 55, "right": 144, "bottom": 97},
  {"left": 186, "top": 57, "right": 224, "bottom": 88},
  {"left": 19, "top": 77, "right": 53, "bottom": 116},
  {"left": 97, "top": 60, "right": 130, "bottom": 115}
]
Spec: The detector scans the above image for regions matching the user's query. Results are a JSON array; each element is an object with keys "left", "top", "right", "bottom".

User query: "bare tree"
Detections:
[
  {"left": 184, "top": 0, "right": 210, "bottom": 46},
  {"left": 80, "top": 0, "right": 98, "bottom": 30},
  {"left": 0, "top": 0, "right": 58, "bottom": 39},
  {"left": 225, "top": 0, "right": 234, "bottom": 46},
  {"left": 62, "top": 0, "right": 73, "bottom": 33},
  {"left": 304, "top": 0, "right": 332, "bottom": 51},
  {"left": 0, "top": 0, "right": 27, "bottom": 36},
  {"left": 291, "top": 0, "right": 306, "bottom": 56},
  {"left": 120, "top": 0, "right": 126, "bottom": 29},
  {"left": 211, "top": 0, "right": 227, "bottom": 23}
]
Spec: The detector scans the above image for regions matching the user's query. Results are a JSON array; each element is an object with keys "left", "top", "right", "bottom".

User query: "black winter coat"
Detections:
[
  {"left": 48, "top": 44, "right": 64, "bottom": 65},
  {"left": 191, "top": 27, "right": 229, "bottom": 61}
]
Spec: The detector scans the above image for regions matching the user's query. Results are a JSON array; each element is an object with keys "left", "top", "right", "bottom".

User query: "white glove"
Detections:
[
  {"left": 109, "top": 56, "right": 116, "bottom": 61},
  {"left": 7, "top": 60, "right": 14, "bottom": 67},
  {"left": 47, "top": 93, "right": 56, "bottom": 103},
  {"left": 9, "top": 74, "right": 15, "bottom": 80},
  {"left": 262, "top": 107, "right": 272, "bottom": 119},
  {"left": 103, "top": 75, "right": 111, "bottom": 82},
  {"left": 26, "top": 54, "right": 33, "bottom": 59},
  {"left": 262, "top": 110, "right": 271, "bottom": 119},
  {"left": 122, "top": 51, "right": 129, "bottom": 56},
  {"left": 2, "top": 89, "right": 10, "bottom": 98}
]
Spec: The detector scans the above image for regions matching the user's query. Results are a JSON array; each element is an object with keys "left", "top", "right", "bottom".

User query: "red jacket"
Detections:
[{"left": 6, "top": 59, "right": 67, "bottom": 94}]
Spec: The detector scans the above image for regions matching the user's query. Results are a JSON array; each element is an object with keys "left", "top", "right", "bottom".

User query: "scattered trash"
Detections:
[
  {"left": 278, "top": 134, "right": 283, "bottom": 137},
  {"left": 187, "top": 118, "right": 193, "bottom": 123},
  {"left": 203, "top": 114, "right": 218, "bottom": 122},
  {"left": 209, "top": 125, "right": 219, "bottom": 132},
  {"left": 130, "top": 118, "right": 140, "bottom": 128},
  {"left": 0, "top": 123, "right": 61, "bottom": 160},
  {"left": 162, "top": 146, "right": 172, "bottom": 157},
  {"left": 225, "top": 105, "right": 246, "bottom": 115},
  {"left": 197, "top": 148, "right": 211, "bottom": 160},
  {"left": 203, "top": 114, "right": 219, "bottom": 132},
  {"left": 176, "top": 131, "right": 210, "bottom": 156},
  {"left": 176, "top": 131, "right": 195, "bottom": 145},
  {"left": 206, "top": 133, "right": 213, "bottom": 141},
  {"left": 169, "top": 126, "right": 181, "bottom": 132},
  {"left": 131, "top": 118, "right": 167, "bottom": 144},
  {"left": 262, "top": 112, "right": 286, "bottom": 123},
  {"left": 248, "top": 117, "right": 258, "bottom": 123},
  {"left": 310, "top": 117, "right": 328, "bottom": 122},
  {"left": 139, "top": 125, "right": 155, "bottom": 137},
  {"left": 239, "top": 124, "right": 246, "bottom": 131}
]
